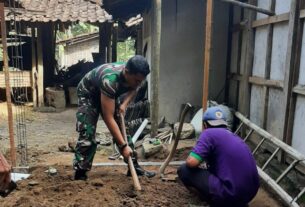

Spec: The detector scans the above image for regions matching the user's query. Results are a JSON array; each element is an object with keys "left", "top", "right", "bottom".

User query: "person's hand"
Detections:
[
  {"left": 0, "top": 154, "right": 11, "bottom": 192},
  {"left": 119, "top": 103, "right": 127, "bottom": 115},
  {"left": 121, "top": 145, "right": 133, "bottom": 160}
]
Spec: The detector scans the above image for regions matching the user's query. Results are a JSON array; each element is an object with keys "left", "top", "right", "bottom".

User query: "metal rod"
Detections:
[
  {"left": 0, "top": 3, "right": 16, "bottom": 167},
  {"left": 221, "top": 0, "right": 275, "bottom": 16},
  {"left": 276, "top": 159, "right": 299, "bottom": 184},
  {"left": 262, "top": 147, "right": 280, "bottom": 170},
  {"left": 93, "top": 161, "right": 185, "bottom": 167}
]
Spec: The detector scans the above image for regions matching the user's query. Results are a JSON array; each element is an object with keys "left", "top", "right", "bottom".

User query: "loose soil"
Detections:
[{"left": 0, "top": 103, "right": 285, "bottom": 207}]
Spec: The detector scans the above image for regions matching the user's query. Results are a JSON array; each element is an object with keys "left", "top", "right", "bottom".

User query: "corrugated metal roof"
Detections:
[{"left": 5, "top": 0, "right": 112, "bottom": 23}]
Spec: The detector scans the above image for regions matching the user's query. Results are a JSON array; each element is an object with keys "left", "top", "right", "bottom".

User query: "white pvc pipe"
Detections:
[{"left": 132, "top": 118, "right": 149, "bottom": 144}]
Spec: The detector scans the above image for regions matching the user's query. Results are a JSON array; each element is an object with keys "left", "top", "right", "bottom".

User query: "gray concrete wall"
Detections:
[{"left": 143, "top": 0, "right": 229, "bottom": 123}]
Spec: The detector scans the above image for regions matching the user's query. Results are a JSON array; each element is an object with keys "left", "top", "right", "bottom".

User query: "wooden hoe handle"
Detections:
[
  {"left": 159, "top": 103, "right": 192, "bottom": 177},
  {"left": 119, "top": 113, "right": 142, "bottom": 191}
]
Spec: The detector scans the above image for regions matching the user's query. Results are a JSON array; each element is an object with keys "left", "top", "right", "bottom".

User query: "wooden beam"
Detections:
[
  {"left": 37, "top": 25, "right": 44, "bottom": 107},
  {"left": 249, "top": 76, "right": 283, "bottom": 89},
  {"left": 111, "top": 23, "right": 117, "bottom": 62},
  {"left": 150, "top": 0, "right": 161, "bottom": 137},
  {"left": 228, "top": 73, "right": 242, "bottom": 81},
  {"left": 31, "top": 27, "right": 37, "bottom": 107},
  {"left": 285, "top": 0, "right": 305, "bottom": 148},
  {"left": 0, "top": 3, "right": 16, "bottom": 167},
  {"left": 202, "top": 0, "right": 213, "bottom": 112},
  {"left": 262, "top": 0, "right": 275, "bottom": 130},
  {"left": 292, "top": 85, "right": 305, "bottom": 96},
  {"left": 136, "top": 25, "right": 143, "bottom": 55},
  {"left": 252, "top": 13, "right": 289, "bottom": 28},
  {"left": 300, "top": 9, "right": 305, "bottom": 18},
  {"left": 238, "top": 0, "right": 256, "bottom": 116},
  {"left": 221, "top": 0, "right": 275, "bottom": 16},
  {"left": 282, "top": 0, "right": 300, "bottom": 145}
]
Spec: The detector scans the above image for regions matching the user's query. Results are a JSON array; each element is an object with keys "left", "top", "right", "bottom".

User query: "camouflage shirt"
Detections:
[{"left": 77, "top": 62, "right": 131, "bottom": 101}]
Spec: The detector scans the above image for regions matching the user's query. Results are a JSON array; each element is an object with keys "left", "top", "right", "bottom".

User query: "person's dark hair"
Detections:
[{"left": 126, "top": 55, "right": 150, "bottom": 76}]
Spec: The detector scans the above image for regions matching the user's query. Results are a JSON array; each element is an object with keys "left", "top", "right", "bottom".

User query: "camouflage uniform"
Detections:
[{"left": 73, "top": 62, "right": 131, "bottom": 171}]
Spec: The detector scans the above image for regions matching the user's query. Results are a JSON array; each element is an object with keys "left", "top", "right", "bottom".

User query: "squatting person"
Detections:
[{"left": 178, "top": 106, "right": 259, "bottom": 207}]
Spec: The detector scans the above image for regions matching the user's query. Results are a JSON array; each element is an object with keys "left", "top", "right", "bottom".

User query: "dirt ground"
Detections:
[{"left": 0, "top": 102, "right": 285, "bottom": 207}]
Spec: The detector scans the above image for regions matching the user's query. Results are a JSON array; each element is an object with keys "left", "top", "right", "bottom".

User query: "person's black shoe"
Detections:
[
  {"left": 0, "top": 181, "right": 17, "bottom": 197},
  {"left": 127, "top": 165, "right": 156, "bottom": 178},
  {"left": 74, "top": 170, "right": 88, "bottom": 180}
]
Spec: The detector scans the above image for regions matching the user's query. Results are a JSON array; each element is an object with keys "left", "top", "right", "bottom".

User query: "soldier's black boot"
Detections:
[
  {"left": 74, "top": 169, "right": 88, "bottom": 181},
  {"left": 127, "top": 157, "right": 156, "bottom": 178}
]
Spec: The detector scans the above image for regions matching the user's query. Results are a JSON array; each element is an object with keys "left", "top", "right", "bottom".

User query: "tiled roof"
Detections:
[{"left": 5, "top": 0, "right": 112, "bottom": 23}]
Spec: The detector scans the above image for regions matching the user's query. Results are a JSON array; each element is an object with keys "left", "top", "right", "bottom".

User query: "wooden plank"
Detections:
[
  {"left": 228, "top": 73, "right": 242, "bottom": 81},
  {"left": 31, "top": 27, "right": 37, "bottom": 107},
  {"left": 252, "top": 13, "right": 289, "bottom": 28},
  {"left": 282, "top": 0, "right": 300, "bottom": 146},
  {"left": 238, "top": 0, "right": 256, "bottom": 117},
  {"left": 300, "top": 9, "right": 305, "bottom": 18},
  {"left": 293, "top": 85, "right": 305, "bottom": 96},
  {"left": 111, "top": 23, "right": 117, "bottom": 62},
  {"left": 150, "top": 0, "right": 161, "bottom": 137},
  {"left": 262, "top": 0, "right": 275, "bottom": 129},
  {"left": 285, "top": 0, "right": 305, "bottom": 148},
  {"left": 0, "top": 3, "right": 16, "bottom": 167},
  {"left": 0, "top": 71, "right": 31, "bottom": 88},
  {"left": 249, "top": 76, "right": 283, "bottom": 89},
  {"left": 202, "top": 0, "right": 213, "bottom": 112},
  {"left": 37, "top": 25, "right": 44, "bottom": 107}
]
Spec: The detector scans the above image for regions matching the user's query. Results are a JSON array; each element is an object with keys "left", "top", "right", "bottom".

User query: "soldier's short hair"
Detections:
[{"left": 126, "top": 55, "right": 150, "bottom": 76}]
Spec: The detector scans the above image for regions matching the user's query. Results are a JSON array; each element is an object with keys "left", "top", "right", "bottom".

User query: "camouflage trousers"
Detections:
[
  {"left": 73, "top": 95, "right": 101, "bottom": 171},
  {"left": 73, "top": 95, "right": 135, "bottom": 171}
]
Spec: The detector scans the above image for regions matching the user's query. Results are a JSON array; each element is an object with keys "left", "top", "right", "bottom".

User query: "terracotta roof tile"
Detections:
[{"left": 5, "top": 0, "right": 112, "bottom": 23}]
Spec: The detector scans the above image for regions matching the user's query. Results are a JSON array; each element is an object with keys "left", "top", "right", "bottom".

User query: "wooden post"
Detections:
[
  {"left": 37, "top": 25, "right": 44, "bottom": 107},
  {"left": 136, "top": 25, "right": 143, "bottom": 55},
  {"left": 238, "top": 0, "right": 256, "bottom": 117},
  {"left": 112, "top": 23, "right": 118, "bottom": 62},
  {"left": 0, "top": 3, "right": 16, "bottom": 167},
  {"left": 107, "top": 23, "right": 112, "bottom": 63},
  {"left": 282, "top": 0, "right": 301, "bottom": 145},
  {"left": 31, "top": 27, "right": 38, "bottom": 107},
  {"left": 150, "top": 0, "right": 161, "bottom": 137},
  {"left": 262, "top": 0, "right": 275, "bottom": 129},
  {"left": 202, "top": 0, "right": 213, "bottom": 112}
]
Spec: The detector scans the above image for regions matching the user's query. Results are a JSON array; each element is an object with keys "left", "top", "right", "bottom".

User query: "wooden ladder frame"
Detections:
[{"left": 234, "top": 111, "right": 305, "bottom": 207}]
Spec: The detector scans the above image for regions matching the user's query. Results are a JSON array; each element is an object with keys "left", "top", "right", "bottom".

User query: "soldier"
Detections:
[
  {"left": 178, "top": 106, "right": 259, "bottom": 207},
  {"left": 73, "top": 55, "right": 155, "bottom": 180}
]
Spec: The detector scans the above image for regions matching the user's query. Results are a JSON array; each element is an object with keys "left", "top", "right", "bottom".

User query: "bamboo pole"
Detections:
[
  {"left": 150, "top": 0, "right": 161, "bottom": 137},
  {"left": 202, "top": 0, "right": 213, "bottom": 112},
  {"left": 221, "top": 0, "right": 275, "bottom": 16},
  {"left": 0, "top": 3, "right": 16, "bottom": 167}
]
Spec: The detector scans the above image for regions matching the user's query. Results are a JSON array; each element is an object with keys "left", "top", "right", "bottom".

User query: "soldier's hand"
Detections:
[
  {"left": 121, "top": 145, "right": 133, "bottom": 160},
  {"left": 119, "top": 103, "right": 127, "bottom": 115}
]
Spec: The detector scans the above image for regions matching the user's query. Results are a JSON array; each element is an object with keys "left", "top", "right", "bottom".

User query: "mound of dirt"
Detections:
[{"left": 1, "top": 165, "right": 203, "bottom": 207}]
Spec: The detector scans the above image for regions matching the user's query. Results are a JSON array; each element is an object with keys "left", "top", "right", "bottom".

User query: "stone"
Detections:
[
  {"left": 174, "top": 123, "right": 195, "bottom": 139},
  {"left": 28, "top": 181, "right": 39, "bottom": 186},
  {"left": 142, "top": 142, "right": 163, "bottom": 158}
]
